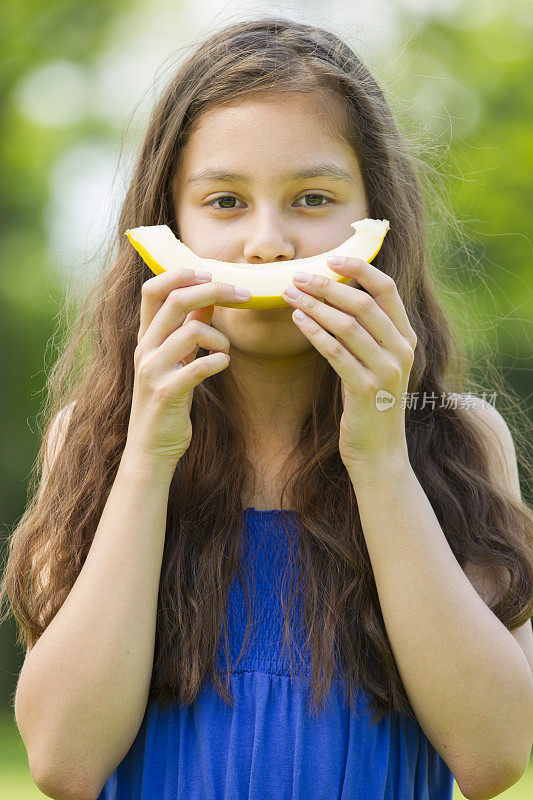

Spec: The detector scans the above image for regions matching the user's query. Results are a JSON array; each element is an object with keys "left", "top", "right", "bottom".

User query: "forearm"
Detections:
[
  {"left": 15, "top": 449, "right": 174, "bottom": 799},
  {"left": 347, "top": 454, "right": 533, "bottom": 790}
]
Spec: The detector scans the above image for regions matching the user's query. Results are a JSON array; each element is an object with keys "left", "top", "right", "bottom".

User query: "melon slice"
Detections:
[{"left": 125, "top": 218, "right": 389, "bottom": 309}]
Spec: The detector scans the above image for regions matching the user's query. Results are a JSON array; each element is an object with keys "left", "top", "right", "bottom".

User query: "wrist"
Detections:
[
  {"left": 120, "top": 445, "right": 177, "bottom": 487},
  {"left": 344, "top": 448, "right": 412, "bottom": 489}
]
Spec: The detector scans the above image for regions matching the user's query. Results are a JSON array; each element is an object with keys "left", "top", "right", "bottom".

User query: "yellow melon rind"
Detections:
[{"left": 125, "top": 218, "right": 390, "bottom": 309}]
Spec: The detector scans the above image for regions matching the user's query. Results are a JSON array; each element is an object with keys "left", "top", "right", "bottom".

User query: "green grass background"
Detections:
[{"left": 1, "top": 715, "right": 531, "bottom": 798}]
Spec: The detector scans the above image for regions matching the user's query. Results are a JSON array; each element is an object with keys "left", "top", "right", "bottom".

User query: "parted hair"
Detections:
[{"left": 2, "top": 16, "right": 532, "bottom": 724}]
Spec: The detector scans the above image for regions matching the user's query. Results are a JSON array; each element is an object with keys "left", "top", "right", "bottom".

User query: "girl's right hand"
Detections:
[{"left": 124, "top": 268, "right": 251, "bottom": 474}]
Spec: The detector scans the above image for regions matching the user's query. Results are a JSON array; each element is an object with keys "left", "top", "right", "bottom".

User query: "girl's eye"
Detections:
[{"left": 205, "top": 193, "right": 334, "bottom": 210}]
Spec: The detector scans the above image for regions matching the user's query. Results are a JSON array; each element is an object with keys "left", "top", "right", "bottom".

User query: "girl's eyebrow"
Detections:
[{"left": 186, "top": 162, "right": 357, "bottom": 187}]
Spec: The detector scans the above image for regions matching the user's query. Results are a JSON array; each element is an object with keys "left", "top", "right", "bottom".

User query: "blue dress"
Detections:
[{"left": 97, "top": 508, "right": 455, "bottom": 799}]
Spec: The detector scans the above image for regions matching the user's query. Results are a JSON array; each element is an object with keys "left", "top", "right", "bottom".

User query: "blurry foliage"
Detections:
[
  {"left": 0, "top": 0, "right": 531, "bottom": 716},
  {"left": 378, "top": 0, "right": 532, "bottom": 407}
]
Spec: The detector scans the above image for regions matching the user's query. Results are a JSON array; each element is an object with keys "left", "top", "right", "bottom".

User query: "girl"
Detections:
[{"left": 2, "top": 16, "right": 533, "bottom": 800}]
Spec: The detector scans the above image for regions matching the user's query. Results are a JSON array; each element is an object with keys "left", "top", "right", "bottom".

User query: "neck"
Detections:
[{"left": 222, "top": 347, "right": 318, "bottom": 453}]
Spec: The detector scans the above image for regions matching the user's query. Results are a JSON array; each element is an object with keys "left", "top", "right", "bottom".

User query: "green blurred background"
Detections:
[{"left": 1, "top": 0, "right": 532, "bottom": 795}]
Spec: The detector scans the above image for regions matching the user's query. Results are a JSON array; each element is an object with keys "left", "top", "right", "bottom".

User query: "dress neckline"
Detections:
[{"left": 244, "top": 507, "right": 295, "bottom": 514}]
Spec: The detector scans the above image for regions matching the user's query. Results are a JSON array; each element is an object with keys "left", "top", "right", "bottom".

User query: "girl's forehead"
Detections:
[
  {"left": 187, "top": 90, "right": 346, "bottom": 135},
  {"left": 177, "top": 107, "right": 359, "bottom": 180}
]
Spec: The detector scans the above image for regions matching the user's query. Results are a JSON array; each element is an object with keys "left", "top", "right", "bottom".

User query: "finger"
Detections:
[
  {"left": 325, "top": 257, "right": 417, "bottom": 348},
  {"left": 139, "top": 268, "right": 211, "bottom": 342},
  {"left": 181, "top": 305, "right": 217, "bottom": 367},
  {"left": 291, "top": 309, "right": 370, "bottom": 382},
  {"left": 284, "top": 279, "right": 400, "bottom": 356}
]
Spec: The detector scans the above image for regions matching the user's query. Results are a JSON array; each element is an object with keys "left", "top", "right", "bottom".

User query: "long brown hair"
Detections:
[{"left": 2, "top": 16, "right": 532, "bottom": 725}]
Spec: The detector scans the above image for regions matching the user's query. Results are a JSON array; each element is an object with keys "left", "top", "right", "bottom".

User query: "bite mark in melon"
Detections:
[{"left": 125, "top": 218, "right": 389, "bottom": 310}]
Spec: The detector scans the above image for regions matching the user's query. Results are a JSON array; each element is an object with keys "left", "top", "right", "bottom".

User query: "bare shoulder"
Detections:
[
  {"left": 451, "top": 393, "right": 521, "bottom": 499},
  {"left": 37, "top": 401, "right": 77, "bottom": 502},
  {"left": 453, "top": 394, "right": 533, "bottom": 673},
  {"left": 44, "top": 401, "right": 77, "bottom": 465}
]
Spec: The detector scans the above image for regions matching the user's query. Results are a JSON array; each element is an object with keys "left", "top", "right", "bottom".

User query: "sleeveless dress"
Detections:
[{"left": 97, "top": 508, "right": 455, "bottom": 799}]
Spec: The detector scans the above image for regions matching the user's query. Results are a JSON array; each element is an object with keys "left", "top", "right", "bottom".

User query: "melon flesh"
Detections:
[{"left": 125, "top": 218, "right": 389, "bottom": 309}]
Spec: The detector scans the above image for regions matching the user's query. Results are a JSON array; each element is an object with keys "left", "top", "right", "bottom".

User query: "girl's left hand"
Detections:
[{"left": 282, "top": 256, "right": 418, "bottom": 473}]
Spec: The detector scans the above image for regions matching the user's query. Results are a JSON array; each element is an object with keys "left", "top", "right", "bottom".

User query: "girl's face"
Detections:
[{"left": 172, "top": 92, "right": 370, "bottom": 360}]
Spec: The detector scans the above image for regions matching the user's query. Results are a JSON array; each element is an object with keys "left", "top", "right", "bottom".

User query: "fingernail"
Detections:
[
  {"left": 328, "top": 256, "right": 344, "bottom": 266},
  {"left": 235, "top": 286, "right": 252, "bottom": 299},
  {"left": 195, "top": 270, "right": 212, "bottom": 281}
]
